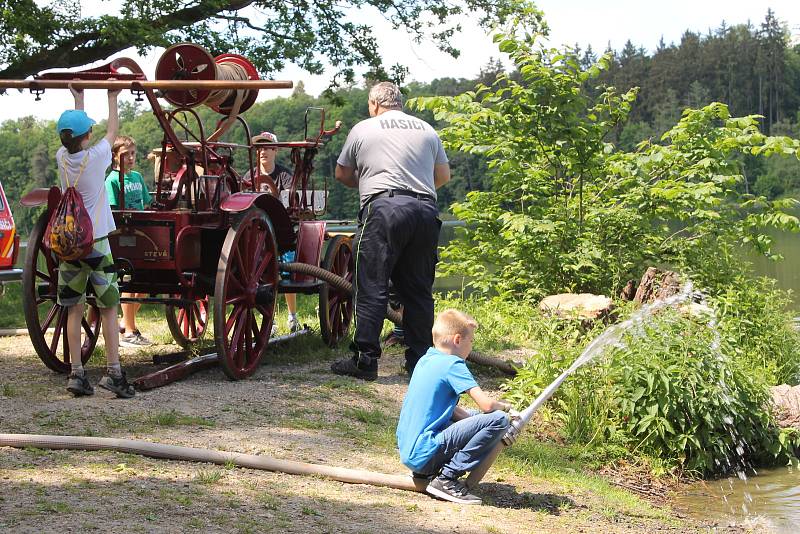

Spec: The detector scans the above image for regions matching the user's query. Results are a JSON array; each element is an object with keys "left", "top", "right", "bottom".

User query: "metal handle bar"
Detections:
[{"left": 0, "top": 80, "right": 293, "bottom": 90}]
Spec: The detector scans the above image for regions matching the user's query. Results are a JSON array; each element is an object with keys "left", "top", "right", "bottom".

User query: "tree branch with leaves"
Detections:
[{"left": 0, "top": 0, "right": 538, "bottom": 84}]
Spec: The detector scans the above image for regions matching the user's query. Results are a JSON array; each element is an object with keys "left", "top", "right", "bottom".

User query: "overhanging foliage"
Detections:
[
  {"left": 0, "top": 0, "right": 539, "bottom": 85},
  {"left": 411, "top": 23, "right": 800, "bottom": 298}
]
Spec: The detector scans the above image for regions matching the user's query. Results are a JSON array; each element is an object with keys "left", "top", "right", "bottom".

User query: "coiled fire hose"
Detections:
[{"left": 280, "top": 262, "right": 519, "bottom": 375}]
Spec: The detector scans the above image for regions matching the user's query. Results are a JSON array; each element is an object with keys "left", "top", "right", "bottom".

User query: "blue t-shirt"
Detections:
[{"left": 396, "top": 348, "right": 479, "bottom": 471}]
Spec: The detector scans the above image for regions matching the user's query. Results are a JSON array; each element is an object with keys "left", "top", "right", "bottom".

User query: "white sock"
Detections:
[
  {"left": 288, "top": 313, "right": 297, "bottom": 323},
  {"left": 107, "top": 363, "right": 122, "bottom": 378},
  {"left": 71, "top": 363, "right": 84, "bottom": 376}
]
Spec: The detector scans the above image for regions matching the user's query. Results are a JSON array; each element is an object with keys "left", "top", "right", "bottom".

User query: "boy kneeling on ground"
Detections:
[{"left": 396, "top": 309, "right": 517, "bottom": 505}]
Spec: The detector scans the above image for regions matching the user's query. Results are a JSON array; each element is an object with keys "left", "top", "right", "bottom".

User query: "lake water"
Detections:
[
  {"left": 672, "top": 467, "right": 800, "bottom": 533},
  {"left": 745, "top": 229, "right": 800, "bottom": 309}
]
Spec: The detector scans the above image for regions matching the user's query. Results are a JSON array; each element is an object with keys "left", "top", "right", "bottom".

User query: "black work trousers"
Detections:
[{"left": 353, "top": 194, "right": 441, "bottom": 369}]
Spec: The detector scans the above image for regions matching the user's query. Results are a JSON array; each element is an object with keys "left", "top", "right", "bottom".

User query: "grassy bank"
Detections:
[{"left": 4, "top": 275, "right": 796, "bottom": 531}]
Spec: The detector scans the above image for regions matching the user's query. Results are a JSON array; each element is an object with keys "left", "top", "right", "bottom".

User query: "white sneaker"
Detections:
[
  {"left": 120, "top": 333, "right": 153, "bottom": 347},
  {"left": 288, "top": 318, "right": 301, "bottom": 333},
  {"left": 271, "top": 324, "right": 278, "bottom": 337}
]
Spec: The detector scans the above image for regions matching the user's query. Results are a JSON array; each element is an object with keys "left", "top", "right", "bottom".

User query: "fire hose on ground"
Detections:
[
  {"left": 0, "top": 361, "right": 549, "bottom": 495},
  {"left": 0, "top": 358, "right": 560, "bottom": 497},
  {"left": 0, "top": 433, "right": 428, "bottom": 493}
]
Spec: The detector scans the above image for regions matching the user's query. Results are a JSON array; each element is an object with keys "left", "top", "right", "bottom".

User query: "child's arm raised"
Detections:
[
  {"left": 105, "top": 89, "right": 121, "bottom": 145},
  {"left": 466, "top": 386, "right": 512, "bottom": 414},
  {"left": 69, "top": 85, "right": 84, "bottom": 110}
]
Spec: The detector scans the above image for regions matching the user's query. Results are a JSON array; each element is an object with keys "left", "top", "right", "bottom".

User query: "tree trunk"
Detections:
[{"left": 632, "top": 267, "right": 682, "bottom": 304}]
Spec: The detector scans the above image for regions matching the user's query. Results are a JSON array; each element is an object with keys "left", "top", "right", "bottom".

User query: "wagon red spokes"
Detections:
[
  {"left": 215, "top": 208, "right": 278, "bottom": 380},
  {"left": 166, "top": 296, "right": 209, "bottom": 349},
  {"left": 23, "top": 212, "right": 100, "bottom": 373},
  {"left": 319, "top": 235, "right": 354, "bottom": 347}
]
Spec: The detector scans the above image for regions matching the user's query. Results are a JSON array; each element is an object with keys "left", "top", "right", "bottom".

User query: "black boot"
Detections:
[
  {"left": 331, "top": 353, "right": 378, "bottom": 381},
  {"left": 404, "top": 350, "right": 421, "bottom": 377}
]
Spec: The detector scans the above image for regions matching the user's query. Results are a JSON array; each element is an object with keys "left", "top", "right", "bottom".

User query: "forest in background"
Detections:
[{"left": 1, "top": 9, "right": 799, "bottom": 235}]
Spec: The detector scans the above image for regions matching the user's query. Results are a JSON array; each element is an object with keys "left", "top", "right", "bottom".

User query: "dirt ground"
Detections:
[{"left": 0, "top": 323, "right": 725, "bottom": 534}]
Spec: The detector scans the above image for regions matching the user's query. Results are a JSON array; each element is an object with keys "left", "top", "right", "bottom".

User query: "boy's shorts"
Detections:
[
  {"left": 280, "top": 250, "right": 295, "bottom": 278},
  {"left": 57, "top": 237, "right": 120, "bottom": 308}
]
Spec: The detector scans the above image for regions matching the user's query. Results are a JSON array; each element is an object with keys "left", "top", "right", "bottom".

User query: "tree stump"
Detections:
[
  {"left": 619, "top": 279, "right": 636, "bottom": 301},
  {"left": 633, "top": 267, "right": 682, "bottom": 304},
  {"left": 539, "top": 293, "right": 614, "bottom": 322}
]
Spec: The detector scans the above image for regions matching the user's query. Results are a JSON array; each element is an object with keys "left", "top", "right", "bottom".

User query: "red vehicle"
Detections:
[
  {"left": 5, "top": 44, "right": 354, "bottom": 380},
  {"left": 0, "top": 179, "right": 21, "bottom": 281}
]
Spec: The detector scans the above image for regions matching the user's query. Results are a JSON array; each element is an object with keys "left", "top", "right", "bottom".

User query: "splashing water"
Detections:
[
  {"left": 674, "top": 465, "right": 800, "bottom": 533},
  {"left": 502, "top": 278, "right": 790, "bottom": 528},
  {"left": 618, "top": 284, "right": 784, "bottom": 525},
  {"left": 508, "top": 282, "right": 696, "bottom": 433}
]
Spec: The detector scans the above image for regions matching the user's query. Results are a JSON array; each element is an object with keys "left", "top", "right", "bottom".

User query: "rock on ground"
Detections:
[{"left": 771, "top": 384, "right": 800, "bottom": 428}]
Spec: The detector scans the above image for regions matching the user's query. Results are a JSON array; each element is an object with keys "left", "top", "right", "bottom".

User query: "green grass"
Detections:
[
  {"left": 194, "top": 469, "right": 223, "bottom": 485},
  {"left": 185, "top": 518, "right": 204, "bottom": 529},
  {"left": 146, "top": 409, "right": 215, "bottom": 428},
  {"left": 32, "top": 410, "right": 73, "bottom": 429},
  {"left": 319, "top": 377, "right": 375, "bottom": 396},
  {"left": 35, "top": 500, "right": 72, "bottom": 514},
  {"left": 256, "top": 493, "right": 280, "bottom": 510},
  {"left": 344, "top": 407, "right": 386, "bottom": 425},
  {"left": 0, "top": 283, "right": 24, "bottom": 328},
  {"left": 497, "top": 437, "right": 675, "bottom": 522}
]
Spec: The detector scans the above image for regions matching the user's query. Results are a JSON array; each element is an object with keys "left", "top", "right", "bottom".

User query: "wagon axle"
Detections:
[{"left": 254, "top": 285, "right": 275, "bottom": 305}]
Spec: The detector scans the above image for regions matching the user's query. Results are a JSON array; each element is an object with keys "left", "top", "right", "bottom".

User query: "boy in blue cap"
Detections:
[
  {"left": 57, "top": 86, "right": 134, "bottom": 398},
  {"left": 396, "top": 309, "right": 517, "bottom": 505}
]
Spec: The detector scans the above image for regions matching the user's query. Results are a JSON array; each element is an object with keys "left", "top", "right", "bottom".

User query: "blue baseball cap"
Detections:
[{"left": 56, "top": 109, "right": 96, "bottom": 136}]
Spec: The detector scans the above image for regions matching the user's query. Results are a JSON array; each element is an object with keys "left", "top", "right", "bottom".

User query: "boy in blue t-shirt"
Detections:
[{"left": 396, "top": 309, "right": 516, "bottom": 505}]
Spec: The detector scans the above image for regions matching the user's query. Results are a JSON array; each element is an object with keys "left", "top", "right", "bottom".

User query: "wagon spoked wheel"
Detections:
[
  {"left": 214, "top": 208, "right": 278, "bottom": 380},
  {"left": 319, "top": 235, "right": 354, "bottom": 347},
  {"left": 165, "top": 296, "right": 209, "bottom": 349},
  {"left": 22, "top": 212, "right": 100, "bottom": 373}
]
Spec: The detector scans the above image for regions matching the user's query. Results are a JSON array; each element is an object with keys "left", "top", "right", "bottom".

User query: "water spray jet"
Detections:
[{"left": 466, "top": 284, "right": 695, "bottom": 488}]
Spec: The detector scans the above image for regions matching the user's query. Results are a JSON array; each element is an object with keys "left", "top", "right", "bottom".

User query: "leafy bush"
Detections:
[
  {"left": 413, "top": 25, "right": 800, "bottom": 299},
  {"left": 605, "top": 309, "right": 786, "bottom": 475},
  {"left": 714, "top": 277, "right": 800, "bottom": 385},
  {"left": 501, "top": 300, "right": 800, "bottom": 476}
]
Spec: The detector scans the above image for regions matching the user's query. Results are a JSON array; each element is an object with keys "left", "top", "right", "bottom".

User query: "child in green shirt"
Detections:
[
  {"left": 106, "top": 136, "right": 151, "bottom": 210},
  {"left": 105, "top": 136, "right": 152, "bottom": 347}
]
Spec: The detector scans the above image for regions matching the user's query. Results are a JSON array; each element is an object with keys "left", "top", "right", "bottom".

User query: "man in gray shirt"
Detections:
[{"left": 331, "top": 82, "right": 451, "bottom": 381}]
